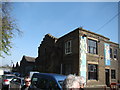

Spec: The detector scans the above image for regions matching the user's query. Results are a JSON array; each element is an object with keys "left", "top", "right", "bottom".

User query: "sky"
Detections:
[{"left": 0, "top": 1, "right": 119, "bottom": 66}]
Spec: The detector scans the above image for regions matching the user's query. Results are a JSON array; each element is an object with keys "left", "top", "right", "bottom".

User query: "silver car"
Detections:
[
  {"left": 9, "top": 77, "right": 24, "bottom": 90},
  {"left": 2, "top": 74, "right": 15, "bottom": 88}
]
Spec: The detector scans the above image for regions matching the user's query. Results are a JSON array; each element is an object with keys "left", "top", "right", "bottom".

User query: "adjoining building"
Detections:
[
  {"left": 19, "top": 55, "right": 36, "bottom": 77},
  {"left": 118, "top": 1, "right": 120, "bottom": 84},
  {"left": 12, "top": 62, "right": 20, "bottom": 72},
  {"left": 35, "top": 27, "right": 120, "bottom": 87}
]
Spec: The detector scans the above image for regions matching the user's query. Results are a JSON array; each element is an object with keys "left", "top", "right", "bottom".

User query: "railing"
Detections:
[{"left": 110, "top": 83, "right": 120, "bottom": 90}]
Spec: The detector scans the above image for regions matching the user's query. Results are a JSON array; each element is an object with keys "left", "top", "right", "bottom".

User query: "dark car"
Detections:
[{"left": 30, "top": 73, "right": 66, "bottom": 90}]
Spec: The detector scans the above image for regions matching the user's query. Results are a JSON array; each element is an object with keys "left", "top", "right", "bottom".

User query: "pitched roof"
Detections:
[{"left": 24, "top": 56, "right": 36, "bottom": 62}]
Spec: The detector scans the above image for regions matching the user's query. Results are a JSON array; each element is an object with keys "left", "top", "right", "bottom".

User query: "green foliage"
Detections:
[{"left": 0, "top": 2, "right": 21, "bottom": 57}]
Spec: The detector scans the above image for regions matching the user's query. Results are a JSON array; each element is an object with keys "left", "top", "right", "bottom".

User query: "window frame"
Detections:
[
  {"left": 111, "top": 70, "right": 116, "bottom": 79},
  {"left": 65, "top": 40, "right": 72, "bottom": 54},
  {"left": 88, "top": 39, "right": 98, "bottom": 54},
  {"left": 88, "top": 64, "right": 98, "bottom": 80}
]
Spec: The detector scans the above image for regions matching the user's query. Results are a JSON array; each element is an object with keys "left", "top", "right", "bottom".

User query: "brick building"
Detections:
[{"left": 35, "top": 27, "right": 120, "bottom": 87}]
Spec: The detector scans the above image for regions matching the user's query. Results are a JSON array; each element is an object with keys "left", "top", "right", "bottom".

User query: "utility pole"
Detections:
[{"left": 118, "top": 1, "right": 120, "bottom": 52}]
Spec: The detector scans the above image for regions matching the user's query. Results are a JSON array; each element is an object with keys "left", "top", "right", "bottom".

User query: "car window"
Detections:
[
  {"left": 35, "top": 78, "right": 59, "bottom": 90},
  {"left": 31, "top": 77, "right": 38, "bottom": 87},
  {"left": 48, "top": 80, "right": 59, "bottom": 90},
  {"left": 22, "top": 79, "right": 25, "bottom": 85},
  {"left": 37, "top": 78, "right": 48, "bottom": 89},
  {"left": 16, "top": 78, "right": 21, "bottom": 83},
  {"left": 12, "top": 78, "right": 17, "bottom": 82}
]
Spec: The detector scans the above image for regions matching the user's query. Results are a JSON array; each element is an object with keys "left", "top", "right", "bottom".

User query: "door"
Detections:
[{"left": 105, "top": 69, "right": 110, "bottom": 87}]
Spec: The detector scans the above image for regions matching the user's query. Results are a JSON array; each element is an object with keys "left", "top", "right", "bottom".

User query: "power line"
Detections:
[{"left": 95, "top": 11, "right": 120, "bottom": 33}]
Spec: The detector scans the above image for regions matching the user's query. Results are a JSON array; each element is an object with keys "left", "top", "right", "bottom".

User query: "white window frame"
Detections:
[{"left": 65, "top": 40, "right": 72, "bottom": 54}]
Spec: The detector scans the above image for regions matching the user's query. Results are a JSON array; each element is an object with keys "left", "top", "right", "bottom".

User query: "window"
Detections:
[
  {"left": 48, "top": 80, "right": 59, "bottom": 89},
  {"left": 110, "top": 48, "right": 113, "bottom": 58},
  {"left": 31, "top": 77, "right": 38, "bottom": 87},
  {"left": 37, "top": 78, "right": 59, "bottom": 89},
  {"left": 88, "top": 64, "right": 98, "bottom": 80},
  {"left": 16, "top": 78, "right": 21, "bottom": 83},
  {"left": 88, "top": 39, "right": 97, "bottom": 54},
  {"left": 65, "top": 40, "right": 72, "bottom": 54},
  {"left": 37, "top": 78, "right": 48, "bottom": 89},
  {"left": 113, "top": 49, "right": 117, "bottom": 59},
  {"left": 111, "top": 70, "right": 116, "bottom": 79}
]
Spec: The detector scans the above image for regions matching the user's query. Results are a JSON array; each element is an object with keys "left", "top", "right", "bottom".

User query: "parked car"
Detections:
[
  {"left": 12, "top": 72, "right": 21, "bottom": 77},
  {"left": 30, "top": 73, "right": 66, "bottom": 90},
  {"left": 9, "top": 77, "right": 24, "bottom": 90},
  {"left": 2, "top": 74, "right": 16, "bottom": 88},
  {"left": 29, "top": 71, "right": 39, "bottom": 79},
  {"left": 4, "top": 71, "right": 12, "bottom": 74}
]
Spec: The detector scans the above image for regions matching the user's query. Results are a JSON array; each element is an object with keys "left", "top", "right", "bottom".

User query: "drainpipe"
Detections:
[{"left": 60, "top": 64, "right": 63, "bottom": 74}]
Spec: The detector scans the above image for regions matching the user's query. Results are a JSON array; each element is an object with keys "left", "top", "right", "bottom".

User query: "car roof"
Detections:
[
  {"left": 3, "top": 74, "right": 15, "bottom": 76},
  {"left": 33, "top": 73, "right": 66, "bottom": 81},
  {"left": 13, "top": 77, "right": 24, "bottom": 79}
]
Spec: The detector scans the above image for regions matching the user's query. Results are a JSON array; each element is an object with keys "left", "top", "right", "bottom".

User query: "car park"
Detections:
[
  {"left": 9, "top": 77, "right": 24, "bottom": 90},
  {"left": 2, "top": 74, "right": 16, "bottom": 88},
  {"left": 30, "top": 73, "right": 66, "bottom": 90}
]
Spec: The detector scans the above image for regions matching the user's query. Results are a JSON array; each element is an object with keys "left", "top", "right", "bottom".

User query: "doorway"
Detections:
[{"left": 105, "top": 69, "right": 110, "bottom": 87}]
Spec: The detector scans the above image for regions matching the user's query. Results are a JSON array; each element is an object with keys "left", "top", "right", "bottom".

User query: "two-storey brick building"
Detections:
[{"left": 35, "top": 27, "right": 119, "bottom": 87}]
